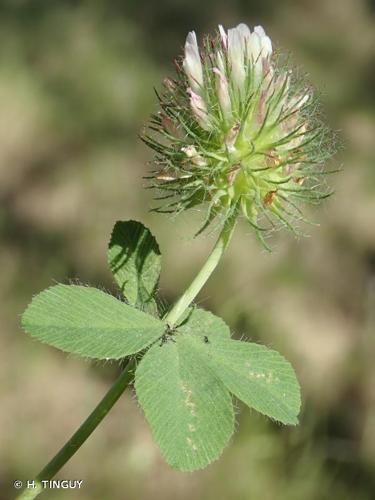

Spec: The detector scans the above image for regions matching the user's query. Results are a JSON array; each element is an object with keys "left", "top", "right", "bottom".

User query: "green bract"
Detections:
[{"left": 144, "top": 23, "right": 335, "bottom": 241}]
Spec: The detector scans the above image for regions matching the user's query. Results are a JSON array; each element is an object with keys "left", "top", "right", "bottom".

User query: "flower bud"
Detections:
[
  {"left": 159, "top": 112, "right": 178, "bottom": 137},
  {"left": 181, "top": 145, "right": 207, "bottom": 167},
  {"left": 163, "top": 77, "right": 177, "bottom": 92},
  {"left": 225, "top": 122, "right": 241, "bottom": 152}
]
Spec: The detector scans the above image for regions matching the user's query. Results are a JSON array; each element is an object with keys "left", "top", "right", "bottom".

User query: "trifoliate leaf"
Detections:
[
  {"left": 108, "top": 220, "right": 161, "bottom": 308},
  {"left": 22, "top": 284, "right": 165, "bottom": 359},
  {"left": 135, "top": 339, "right": 234, "bottom": 471},
  {"left": 184, "top": 335, "right": 301, "bottom": 425}
]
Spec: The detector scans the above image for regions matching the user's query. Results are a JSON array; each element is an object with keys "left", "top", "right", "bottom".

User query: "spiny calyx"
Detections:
[{"left": 144, "top": 23, "right": 334, "bottom": 243}]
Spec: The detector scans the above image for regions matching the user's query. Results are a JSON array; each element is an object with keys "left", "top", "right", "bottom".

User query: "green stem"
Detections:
[
  {"left": 16, "top": 216, "right": 237, "bottom": 499},
  {"left": 15, "top": 359, "right": 136, "bottom": 500},
  {"left": 164, "top": 215, "right": 237, "bottom": 327}
]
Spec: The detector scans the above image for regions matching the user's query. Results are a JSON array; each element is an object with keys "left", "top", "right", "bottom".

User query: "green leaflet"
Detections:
[
  {"left": 134, "top": 339, "right": 235, "bottom": 471},
  {"left": 108, "top": 220, "right": 161, "bottom": 310},
  {"left": 22, "top": 284, "right": 165, "bottom": 359},
  {"left": 184, "top": 334, "right": 301, "bottom": 425},
  {"left": 135, "top": 307, "right": 300, "bottom": 471},
  {"left": 175, "top": 306, "right": 231, "bottom": 339},
  {"left": 135, "top": 304, "right": 235, "bottom": 472}
]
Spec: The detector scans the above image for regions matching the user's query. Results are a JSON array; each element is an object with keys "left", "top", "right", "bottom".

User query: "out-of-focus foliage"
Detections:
[{"left": 1, "top": 1, "right": 375, "bottom": 499}]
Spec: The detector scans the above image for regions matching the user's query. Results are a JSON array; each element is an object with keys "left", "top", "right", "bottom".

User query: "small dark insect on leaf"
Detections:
[
  {"left": 159, "top": 334, "right": 168, "bottom": 346},
  {"left": 160, "top": 325, "right": 177, "bottom": 346},
  {"left": 203, "top": 335, "right": 209, "bottom": 344}
]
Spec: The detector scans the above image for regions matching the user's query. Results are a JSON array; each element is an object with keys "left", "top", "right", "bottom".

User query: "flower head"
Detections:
[{"left": 143, "top": 23, "right": 335, "bottom": 243}]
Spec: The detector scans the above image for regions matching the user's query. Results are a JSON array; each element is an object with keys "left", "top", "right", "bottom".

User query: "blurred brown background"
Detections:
[{"left": 1, "top": 0, "right": 375, "bottom": 498}]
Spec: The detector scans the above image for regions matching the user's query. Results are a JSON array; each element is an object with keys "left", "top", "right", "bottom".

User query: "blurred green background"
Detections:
[{"left": 1, "top": 0, "right": 375, "bottom": 498}]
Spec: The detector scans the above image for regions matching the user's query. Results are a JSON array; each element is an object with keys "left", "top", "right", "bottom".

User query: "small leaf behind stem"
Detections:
[{"left": 108, "top": 220, "right": 161, "bottom": 312}]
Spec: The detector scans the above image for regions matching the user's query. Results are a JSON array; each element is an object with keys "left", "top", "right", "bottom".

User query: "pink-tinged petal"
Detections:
[
  {"left": 246, "top": 26, "right": 273, "bottom": 86},
  {"left": 187, "top": 88, "right": 211, "bottom": 131},
  {"left": 183, "top": 31, "right": 204, "bottom": 94},
  {"left": 262, "top": 58, "right": 274, "bottom": 87},
  {"left": 159, "top": 112, "right": 178, "bottom": 137},
  {"left": 218, "top": 25, "right": 227, "bottom": 49},
  {"left": 213, "top": 67, "right": 232, "bottom": 120},
  {"left": 256, "top": 89, "right": 268, "bottom": 125}
]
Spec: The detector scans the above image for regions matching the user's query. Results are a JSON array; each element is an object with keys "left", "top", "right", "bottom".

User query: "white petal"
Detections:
[
  {"left": 227, "top": 25, "right": 246, "bottom": 93},
  {"left": 237, "top": 23, "right": 251, "bottom": 40},
  {"left": 227, "top": 26, "right": 242, "bottom": 55},
  {"left": 246, "top": 26, "right": 273, "bottom": 85},
  {"left": 261, "top": 35, "right": 272, "bottom": 58},
  {"left": 250, "top": 26, "right": 273, "bottom": 59},
  {"left": 254, "top": 25, "right": 266, "bottom": 37},
  {"left": 248, "top": 32, "right": 262, "bottom": 62}
]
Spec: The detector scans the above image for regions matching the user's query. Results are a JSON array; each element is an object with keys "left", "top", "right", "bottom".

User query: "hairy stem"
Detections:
[
  {"left": 164, "top": 216, "right": 237, "bottom": 327},
  {"left": 15, "top": 217, "right": 236, "bottom": 499},
  {"left": 15, "top": 359, "right": 136, "bottom": 500}
]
